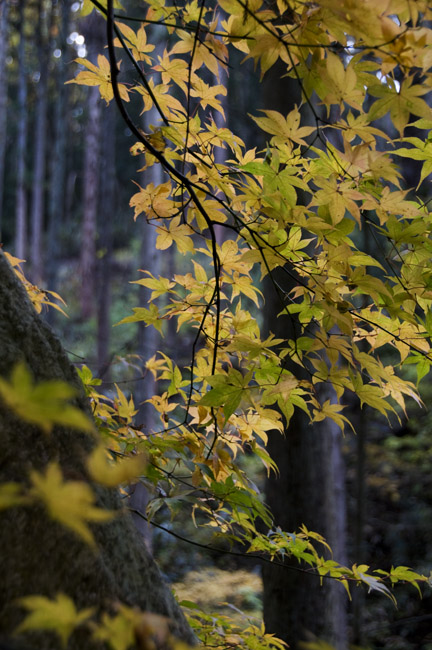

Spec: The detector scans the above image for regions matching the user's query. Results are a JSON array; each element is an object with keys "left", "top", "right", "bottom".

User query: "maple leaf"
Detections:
[
  {"left": 87, "top": 446, "right": 147, "bottom": 488},
  {"left": 132, "top": 271, "right": 175, "bottom": 301},
  {"left": 170, "top": 29, "right": 220, "bottom": 75},
  {"left": 156, "top": 216, "right": 195, "bottom": 254},
  {"left": 134, "top": 79, "right": 186, "bottom": 117},
  {"left": 368, "top": 78, "right": 432, "bottom": 135},
  {"left": 30, "top": 463, "right": 113, "bottom": 546},
  {"left": 17, "top": 593, "right": 94, "bottom": 647},
  {"left": 323, "top": 52, "right": 363, "bottom": 110},
  {"left": 190, "top": 78, "right": 227, "bottom": 117},
  {"left": 114, "top": 22, "right": 155, "bottom": 64},
  {"left": 393, "top": 134, "right": 432, "bottom": 188},
  {"left": 116, "top": 303, "right": 165, "bottom": 335},
  {"left": 67, "top": 56, "right": 130, "bottom": 104},
  {"left": 130, "top": 182, "right": 177, "bottom": 220},
  {"left": 0, "top": 361, "right": 94, "bottom": 434},
  {"left": 250, "top": 108, "right": 315, "bottom": 147},
  {"left": 153, "top": 50, "right": 198, "bottom": 94}
]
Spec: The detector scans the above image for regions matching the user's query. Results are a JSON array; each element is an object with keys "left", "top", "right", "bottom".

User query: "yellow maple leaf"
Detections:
[
  {"left": 156, "top": 216, "right": 195, "bottom": 254},
  {"left": 114, "top": 22, "right": 155, "bottom": 64},
  {"left": 30, "top": 463, "right": 113, "bottom": 546},
  {"left": 0, "top": 361, "right": 94, "bottom": 434},
  {"left": 130, "top": 181, "right": 177, "bottom": 220},
  {"left": 67, "top": 56, "right": 130, "bottom": 105},
  {"left": 17, "top": 593, "right": 94, "bottom": 647},
  {"left": 87, "top": 446, "right": 147, "bottom": 488}
]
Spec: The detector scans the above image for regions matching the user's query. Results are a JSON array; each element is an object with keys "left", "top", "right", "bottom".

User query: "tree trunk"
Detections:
[
  {"left": 129, "top": 104, "right": 164, "bottom": 548},
  {"left": 260, "top": 65, "right": 348, "bottom": 650},
  {"left": 0, "top": 0, "right": 9, "bottom": 239},
  {"left": 80, "top": 13, "right": 104, "bottom": 320},
  {"left": 30, "top": 0, "right": 50, "bottom": 285},
  {"left": 46, "top": 0, "right": 69, "bottom": 297},
  {"left": 15, "top": 0, "right": 28, "bottom": 260},
  {"left": 0, "top": 250, "right": 195, "bottom": 650},
  {"left": 96, "top": 102, "right": 115, "bottom": 377}
]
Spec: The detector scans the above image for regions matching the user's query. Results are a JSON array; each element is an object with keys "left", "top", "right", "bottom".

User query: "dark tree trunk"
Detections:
[
  {"left": 261, "top": 287, "right": 348, "bottom": 650},
  {"left": 0, "top": 0, "right": 9, "bottom": 239},
  {"left": 96, "top": 102, "right": 115, "bottom": 377},
  {"left": 129, "top": 107, "right": 164, "bottom": 548},
  {"left": 14, "top": 0, "right": 28, "bottom": 259},
  {"left": 30, "top": 0, "right": 50, "bottom": 284},
  {"left": 80, "top": 13, "right": 104, "bottom": 320},
  {"left": 46, "top": 0, "right": 69, "bottom": 296},
  {"left": 0, "top": 250, "right": 195, "bottom": 650},
  {"left": 260, "top": 65, "right": 348, "bottom": 650}
]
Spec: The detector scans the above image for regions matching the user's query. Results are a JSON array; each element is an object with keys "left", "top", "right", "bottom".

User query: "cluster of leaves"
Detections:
[
  {"left": 3, "top": 0, "right": 432, "bottom": 646},
  {"left": 70, "top": 0, "right": 432, "bottom": 588},
  {"left": 3, "top": 250, "right": 67, "bottom": 315},
  {"left": 182, "top": 599, "right": 288, "bottom": 650}
]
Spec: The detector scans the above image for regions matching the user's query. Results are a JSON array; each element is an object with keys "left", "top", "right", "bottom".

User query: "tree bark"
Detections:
[
  {"left": 30, "top": 0, "right": 50, "bottom": 285},
  {"left": 129, "top": 104, "right": 164, "bottom": 548},
  {"left": 0, "top": 250, "right": 195, "bottom": 650},
  {"left": 260, "top": 65, "right": 348, "bottom": 650},
  {"left": 0, "top": 0, "right": 9, "bottom": 239},
  {"left": 46, "top": 0, "right": 69, "bottom": 298},
  {"left": 96, "top": 102, "right": 115, "bottom": 377},
  {"left": 14, "top": 0, "right": 28, "bottom": 260},
  {"left": 80, "top": 13, "right": 104, "bottom": 320}
]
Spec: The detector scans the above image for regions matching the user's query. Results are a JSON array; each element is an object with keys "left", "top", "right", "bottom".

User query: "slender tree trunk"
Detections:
[
  {"left": 46, "top": 0, "right": 69, "bottom": 295},
  {"left": 80, "top": 13, "right": 104, "bottom": 319},
  {"left": 0, "top": 0, "right": 9, "bottom": 239},
  {"left": 96, "top": 102, "right": 115, "bottom": 377},
  {"left": 129, "top": 134, "right": 164, "bottom": 549},
  {"left": 0, "top": 250, "right": 196, "bottom": 650},
  {"left": 15, "top": 0, "right": 28, "bottom": 259},
  {"left": 80, "top": 85, "right": 101, "bottom": 319},
  {"left": 30, "top": 0, "right": 50, "bottom": 284}
]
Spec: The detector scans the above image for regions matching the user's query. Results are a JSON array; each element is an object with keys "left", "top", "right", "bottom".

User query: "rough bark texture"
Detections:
[{"left": 0, "top": 250, "right": 195, "bottom": 649}]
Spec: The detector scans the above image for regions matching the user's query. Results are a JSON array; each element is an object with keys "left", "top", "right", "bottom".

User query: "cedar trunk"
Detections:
[{"left": 260, "top": 67, "right": 348, "bottom": 650}]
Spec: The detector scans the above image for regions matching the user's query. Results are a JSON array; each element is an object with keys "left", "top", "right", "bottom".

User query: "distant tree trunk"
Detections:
[
  {"left": 260, "top": 66, "right": 348, "bottom": 650},
  {"left": 0, "top": 0, "right": 9, "bottom": 239},
  {"left": 130, "top": 127, "right": 164, "bottom": 549},
  {"left": 96, "top": 103, "right": 115, "bottom": 377},
  {"left": 0, "top": 250, "right": 196, "bottom": 650},
  {"left": 46, "top": 0, "right": 69, "bottom": 296},
  {"left": 15, "top": 0, "right": 28, "bottom": 259},
  {"left": 30, "top": 0, "right": 50, "bottom": 284},
  {"left": 80, "top": 13, "right": 104, "bottom": 319}
]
